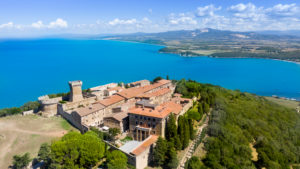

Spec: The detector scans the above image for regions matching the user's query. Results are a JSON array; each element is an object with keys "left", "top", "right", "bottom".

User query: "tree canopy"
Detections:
[{"left": 50, "top": 131, "right": 105, "bottom": 169}]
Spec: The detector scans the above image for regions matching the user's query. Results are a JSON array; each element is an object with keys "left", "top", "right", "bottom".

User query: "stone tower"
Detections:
[{"left": 69, "top": 80, "right": 83, "bottom": 102}]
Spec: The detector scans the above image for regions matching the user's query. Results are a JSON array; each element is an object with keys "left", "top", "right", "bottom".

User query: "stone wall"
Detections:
[{"left": 129, "top": 114, "right": 165, "bottom": 139}]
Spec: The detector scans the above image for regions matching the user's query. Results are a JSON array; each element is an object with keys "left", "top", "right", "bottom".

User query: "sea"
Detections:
[{"left": 0, "top": 38, "right": 300, "bottom": 108}]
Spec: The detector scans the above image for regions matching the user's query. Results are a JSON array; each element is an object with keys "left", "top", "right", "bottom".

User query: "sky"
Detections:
[{"left": 0, "top": 0, "right": 300, "bottom": 37}]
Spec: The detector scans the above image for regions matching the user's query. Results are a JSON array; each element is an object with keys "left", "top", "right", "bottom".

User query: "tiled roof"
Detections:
[
  {"left": 75, "top": 103, "right": 105, "bottom": 117},
  {"left": 131, "top": 135, "right": 158, "bottom": 156},
  {"left": 129, "top": 105, "right": 172, "bottom": 118},
  {"left": 140, "top": 88, "right": 171, "bottom": 98},
  {"left": 160, "top": 101, "right": 183, "bottom": 115},
  {"left": 98, "top": 95, "right": 125, "bottom": 106},
  {"left": 116, "top": 79, "right": 171, "bottom": 99},
  {"left": 105, "top": 112, "right": 128, "bottom": 122},
  {"left": 107, "top": 86, "right": 123, "bottom": 92}
]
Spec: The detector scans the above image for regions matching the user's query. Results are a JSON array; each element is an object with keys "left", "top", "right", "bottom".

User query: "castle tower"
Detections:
[{"left": 69, "top": 80, "right": 83, "bottom": 102}]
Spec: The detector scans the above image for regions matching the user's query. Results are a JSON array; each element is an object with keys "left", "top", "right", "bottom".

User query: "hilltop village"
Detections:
[{"left": 37, "top": 79, "right": 194, "bottom": 169}]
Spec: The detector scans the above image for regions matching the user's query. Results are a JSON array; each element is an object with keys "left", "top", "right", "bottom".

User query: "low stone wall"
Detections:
[{"left": 22, "top": 110, "right": 34, "bottom": 116}]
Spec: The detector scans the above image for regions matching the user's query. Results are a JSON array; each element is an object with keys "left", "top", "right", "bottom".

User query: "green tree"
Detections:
[
  {"left": 185, "top": 156, "right": 206, "bottom": 169},
  {"left": 177, "top": 116, "right": 185, "bottom": 147},
  {"left": 183, "top": 118, "right": 190, "bottom": 149},
  {"left": 152, "top": 137, "right": 168, "bottom": 167},
  {"left": 174, "top": 135, "right": 182, "bottom": 150},
  {"left": 107, "top": 150, "right": 128, "bottom": 169},
  {"left": 198, "top": 104, "right": 203, "bottom": 115},
  {"left": 166, "top": 75, "right": 170, "bottom": 80},
  {"left": 12, "top": 153, "right": 31, "bottom": 169},
  {"left": 188, "top": 119, "right": 195, "bottom": 140},
  {"left": 165, "top": 146, "right": 178, "bottom": 169},
  {"left": 109, "top": 128, "right": 120, "bottom": 141},
  {"left": 166, "top": 113, "right": 177, "bottom": 141},
  {"left": 187, "top": 109, "right": 201, "bottom": 121},
  {"left": 37, "top": 143, "right": 51, "bottom": 167},
  {"left": 50, "top": 131, "right": 105, "bottom": 168},
  {"left": 203, "top": 103, "right": 210, "bottom": 114},
  {"left": 153, "top": 76, "right": 163, "bottom": 83}
]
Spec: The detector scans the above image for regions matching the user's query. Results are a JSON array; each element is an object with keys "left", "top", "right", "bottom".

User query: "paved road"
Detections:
[{"left": 177, "top": 116, "right": 209, "bottom": 169}]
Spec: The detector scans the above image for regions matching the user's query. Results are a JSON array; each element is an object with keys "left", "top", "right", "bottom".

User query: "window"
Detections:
[
  {"left": 135, "top": 115, "right": 138, "bottom": 119},
  {"left": 140, "top": 122, "right": 143, "bottom": 125},
  {"left": 148, "top": 123, "right": 151, "bottom": 127},
  {"left": 152, "top": 124, "right": 156, "bottom": 128},
  {"left": 140, "top": 116, "right": 142, "bottom": 119},
  {"left": 148, "top": 117, "right": 151, "bottom": 121},
  {"left": 136, "top": 121, "right": 138, "bottom": 125},
  {"left": 153, "top": 118, "right": 156, "bottom": 122},
  {"left": 144, "top": 116, "right": 147, "bottom": 120}
]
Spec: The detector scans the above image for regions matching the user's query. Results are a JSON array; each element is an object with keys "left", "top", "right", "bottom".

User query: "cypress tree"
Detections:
[
  {"left": 152, "top": 137, "right": 168, "bottom": 167},
  {"left": 166, "top": 113, "right": 177, "bottom": 141},
  {"left": 183, "top": 117, "right": 190, "bottom": 149},
  {"left": 189, "top": 119, "right": 195, "bottom": 140},
  {"left": 165, "top": 146, "right": 179, "bottom": 169},
  {"left": 177, "top": 116, "right": 185, "bottom": 146}
]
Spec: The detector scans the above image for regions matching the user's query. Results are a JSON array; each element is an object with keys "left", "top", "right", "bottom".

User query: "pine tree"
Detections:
[{"left": 152, "top": 137, "right": 168, "bottom": 167}]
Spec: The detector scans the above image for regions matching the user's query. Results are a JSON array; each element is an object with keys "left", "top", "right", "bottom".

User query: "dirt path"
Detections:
[
  {"left": 0, "top": 115, "right": 71, "bottom": 169},
  {"left": 177, "top": 115, "right": 209, "bottom": 169}
]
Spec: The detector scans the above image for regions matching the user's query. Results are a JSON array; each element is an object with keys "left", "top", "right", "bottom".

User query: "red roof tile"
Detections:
[{"left": 131, "top": 135, "right": 158, "bottom": 156}]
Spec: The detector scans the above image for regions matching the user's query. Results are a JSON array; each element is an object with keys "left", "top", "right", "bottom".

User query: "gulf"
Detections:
[{"left": 0, "top": 39, "right": 300, "bottom": 108}]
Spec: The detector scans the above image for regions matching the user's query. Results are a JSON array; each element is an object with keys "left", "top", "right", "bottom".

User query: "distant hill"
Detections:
[
  {"left": 102, "top": 28, "right": 300, "bottom": 44},
  {"left": 102, "top": 28, "right": 300, "bottom": 62}
]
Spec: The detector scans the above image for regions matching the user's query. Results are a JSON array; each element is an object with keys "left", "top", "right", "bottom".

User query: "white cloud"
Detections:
[
  {"left": 48, "top": 18, "right": 68, "bottom": 28},
  {"left": 197, "top": 4, "right": 221, "bottom": 17},
  {"left": 31, "top": 21, "right": 44, "bottom": 29},
  {"left": 266, "top": 3, "right": 300, "bottom": 17},
  {"left": 228, "top": 3, "right": 265, "bottom": 20},
  {"left": 168, "top": 13, "right": 197, "bottom": 25},
  {"left": 108, "top": 18, "right": 137, "bottom": 26},
  {"left": 0, "top": 22, "right": 14, "bottom": 29}
]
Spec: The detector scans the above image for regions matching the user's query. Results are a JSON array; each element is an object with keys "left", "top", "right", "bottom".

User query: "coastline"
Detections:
[{"left": 159, "top": 50, "right": 300, "bottom": 65}]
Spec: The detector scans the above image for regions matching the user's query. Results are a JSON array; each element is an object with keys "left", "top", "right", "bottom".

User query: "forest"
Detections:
[{"left": 176, "top": 79, "right": 300, "bottom": 169}]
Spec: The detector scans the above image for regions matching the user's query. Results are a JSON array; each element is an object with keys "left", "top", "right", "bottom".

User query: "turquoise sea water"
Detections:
[{"left": 1, "top": 39, "right": 300, "bottom": 108}]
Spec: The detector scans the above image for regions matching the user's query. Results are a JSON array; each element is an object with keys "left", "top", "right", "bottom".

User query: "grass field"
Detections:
[
  {"left": 265, "top": 97, "right": 300, "bottom": 110},
  {"left": 0, "top": 114, "right": 76, "bottom": 169}
]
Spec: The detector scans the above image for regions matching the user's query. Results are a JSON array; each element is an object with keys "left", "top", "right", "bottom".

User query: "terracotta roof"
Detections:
[
  {"left": 75, "top": 103, "right": 105, "bottom": 117},
  {"left": 98, "top": 95, "right": 125, "bottom": 106},
  {"left": 107, "top": 86, "right": 123, "bottom": 92},
  {"left": 131, "top": 135, "right": 158, "bottom": 156},
  {"left": 105, "top": 112, "right": 128, "bottom": 122},
  {"left": 116, "top": 79, "right": 171, "bottom": 99},
  {"left": 140, "top": 88, "right": 171, "bottom": 98},
  {"left": 129, "top": 80, "right": 150, "bottom": 85},
  {"left": 157, "top": 79, "right": 171, "bottom": 85},
  {"left": 129, "top": 105, "right": 172, "bottom": 118},
  {"left": 160, "top": 101, "right": 183, "bottom": 115}
]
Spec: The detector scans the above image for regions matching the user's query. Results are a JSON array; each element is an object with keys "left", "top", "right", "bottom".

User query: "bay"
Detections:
[{"left": 0, "top": 39, "right": 300, "bottom": 108}]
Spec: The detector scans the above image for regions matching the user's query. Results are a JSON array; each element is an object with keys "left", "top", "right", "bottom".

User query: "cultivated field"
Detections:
[{"left": 0, "top": 115, "right": 76, "bottom": 169}]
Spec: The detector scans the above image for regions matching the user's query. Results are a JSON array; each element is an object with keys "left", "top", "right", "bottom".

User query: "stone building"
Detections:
[
  {"left": 119, "top": 135, "right": 158, "bottom": 169},
  {"left": 127, "top": 80, "right": 150, "bottom": 88},
  {"left": 38, "top": 95, "right": 62, "bottom": 117},
  {"left": 69, "top": 80, "right": 84, "bottom": 102},
  {"left": 103, "top": 111, "right": 129, "bottom": 132}
]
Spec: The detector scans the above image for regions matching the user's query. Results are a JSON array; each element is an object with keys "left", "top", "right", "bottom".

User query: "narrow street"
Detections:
[{"left": 177, "top": 115, "right": 209, "bottom": 169}]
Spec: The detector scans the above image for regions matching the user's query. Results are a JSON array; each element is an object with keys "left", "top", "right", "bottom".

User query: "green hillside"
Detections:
[{"left": 176, "top": 80, "right": 300, "bottom": 169}]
